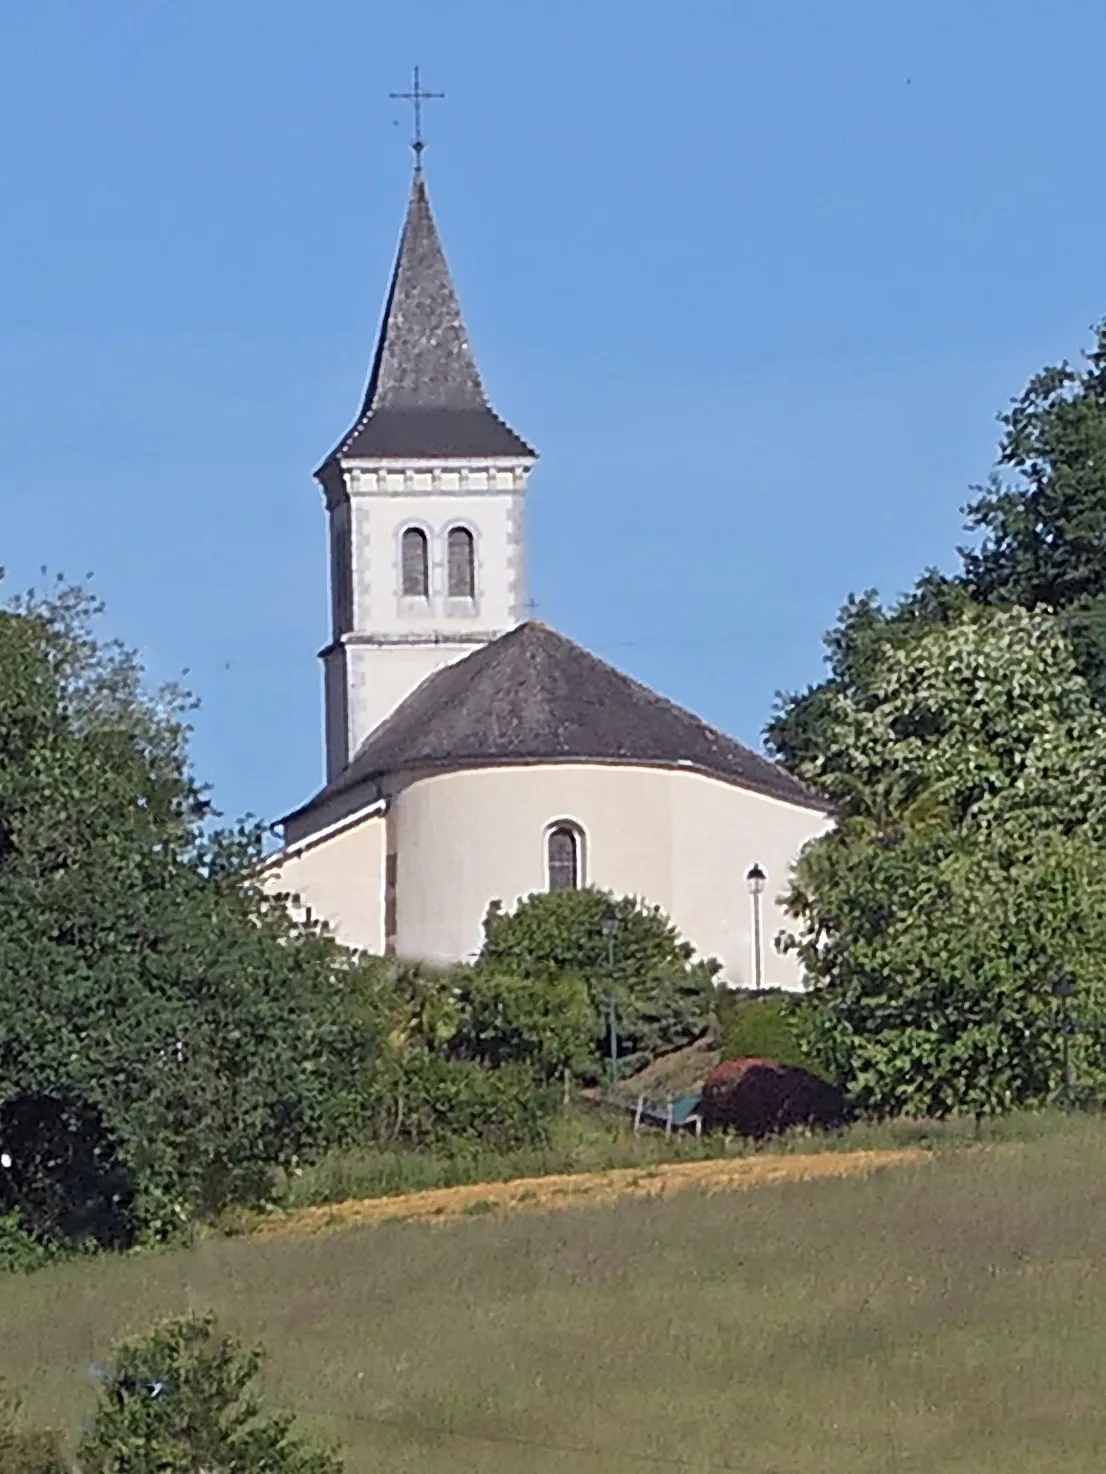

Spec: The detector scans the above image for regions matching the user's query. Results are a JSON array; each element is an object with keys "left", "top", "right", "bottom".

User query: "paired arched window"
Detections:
[
  {"left": 547, "top": 825, "right": 582, "bottom": 892},
  {"left": 399, "top": 525, "right": 474, "bottom": 599},
  {"left": 447, "top": 527, "right": 475, "bottom": 598},
  {"left": 401, "top": 527, "right": 429, "bottom": 598}
]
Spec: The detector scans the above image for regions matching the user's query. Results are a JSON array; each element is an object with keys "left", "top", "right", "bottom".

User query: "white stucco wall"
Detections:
[
  {"left": 322, "top": 456, "right": 533, "bottom": 771},
  {"left": 389, "top": 763, "right": 831, "bottom": 987},
  {"left": 345, "top": 466, "right": 529, "bottom": 640},
  {"left": 342, "top": 639, "right": 481, "bottom": 754},
  {"left": 260, "top": 811, "right": 386, "bottom": 955}
]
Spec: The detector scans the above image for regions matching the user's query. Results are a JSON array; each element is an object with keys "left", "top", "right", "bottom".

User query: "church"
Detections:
[{"left": 263, "top": 163, "right": 832, "bottom": 989}]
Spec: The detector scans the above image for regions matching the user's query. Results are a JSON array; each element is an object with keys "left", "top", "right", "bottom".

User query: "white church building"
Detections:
[{"left": 264, "top": 166, "right": 831, "bottom": 988}]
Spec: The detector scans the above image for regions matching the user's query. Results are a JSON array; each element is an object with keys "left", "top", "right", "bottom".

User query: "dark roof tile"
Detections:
[
  {"left": 323, "top": 174, "right": 534, "bottom": 466},
  {"left": 286, "top": 622, "right": 829, "bottom": 823}
]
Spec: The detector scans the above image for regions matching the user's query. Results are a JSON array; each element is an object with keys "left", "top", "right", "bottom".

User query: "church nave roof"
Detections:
[{"left": 287, "top": 622, "right": 829, "bottom": 823}]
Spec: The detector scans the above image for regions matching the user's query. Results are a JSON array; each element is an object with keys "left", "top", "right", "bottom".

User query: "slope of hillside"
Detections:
[
  {"left": 255, "top": 1146, "right": 924, "bottom": 1235},
  {"left": 2, "top": 1118, "right": 1105, "bottom": 1473}
]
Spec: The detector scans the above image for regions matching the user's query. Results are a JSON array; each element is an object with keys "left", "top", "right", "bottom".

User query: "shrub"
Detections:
[
  {"left": 718, "top": 993, "right": 821, "bottom": 1074},
  {"left": 77, "top": 1314, "right": 342, "bottom": 1474},
  {"left": 699, "top": 1059, "right": 851, "bottom": 1138},
  {"left": 448, "top": 969, "right": 597, "bottom": 1081},
  {"left": 0, "top": 1215, "right": 55, "bottom": 1276},
  {"left": 387, "top": 1056, "right": 559, "bottom": 1153},
  {"left": 481, "top": 888, "right": 717, "bottom": 1077}
]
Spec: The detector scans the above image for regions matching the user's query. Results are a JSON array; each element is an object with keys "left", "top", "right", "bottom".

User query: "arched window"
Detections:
[
  {"left": 447, "top": 526, "right": 475, "bottom": 598},
  {"left": 547, "top": 825, "right": 581, "bottom": 892},
  {"left": 401, "top": 527, "right": 429, "bottom": 598}
]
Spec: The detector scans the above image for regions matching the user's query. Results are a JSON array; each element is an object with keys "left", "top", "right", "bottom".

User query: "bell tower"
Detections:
[{"left": 316, "top": 169, "right": 538, "bottom": 781}]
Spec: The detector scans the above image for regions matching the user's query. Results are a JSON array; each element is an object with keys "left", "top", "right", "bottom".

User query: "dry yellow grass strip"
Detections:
[{"left": 255, "top": 1147, "right": 929, "bottom": 1240}]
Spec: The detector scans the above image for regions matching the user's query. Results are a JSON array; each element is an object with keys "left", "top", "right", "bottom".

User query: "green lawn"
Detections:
[{"left": 3, "top": 1116, "right": 1105, "bottom": 1473}]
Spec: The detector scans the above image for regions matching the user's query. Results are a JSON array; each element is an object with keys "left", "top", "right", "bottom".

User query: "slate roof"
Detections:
[
  {"left": 286, "top": 623, "right": 829, "bottom": 823},
  {"left": 322, "top": 174, "right": 535, "bottom": 466}
]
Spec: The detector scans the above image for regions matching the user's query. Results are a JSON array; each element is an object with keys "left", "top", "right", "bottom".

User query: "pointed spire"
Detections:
[
  {"left": 327, "top": 174, "right": 535, "bottom": 464},
  {"left": 362, "top": 174, "right": 486, "bottom": 415}
]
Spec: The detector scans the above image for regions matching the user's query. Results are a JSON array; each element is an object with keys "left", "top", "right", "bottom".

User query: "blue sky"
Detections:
[{"left": 3, "top": 0, "right": 1105, "bottom": 827}]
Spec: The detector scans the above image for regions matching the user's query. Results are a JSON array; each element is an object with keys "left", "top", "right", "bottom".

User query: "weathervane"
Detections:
[{"left": 390, "top": 66, "right": 445, "bottom": 172}]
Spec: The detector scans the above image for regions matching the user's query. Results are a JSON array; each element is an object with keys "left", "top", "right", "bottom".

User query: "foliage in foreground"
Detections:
[{"left": 77, "top": 1315, "right": 342, "bottom": 1474}]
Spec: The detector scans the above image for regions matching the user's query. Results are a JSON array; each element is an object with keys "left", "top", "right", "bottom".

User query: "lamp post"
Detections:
[
  {"left": 601, "top": 907, "right": 621, "bottom": 1089},
  {"left": 746, "top": 863, "right": 767, "bottom": 994},
  {"left": 1053, "top": 970, "right": 1077, "bottom": 1109}
]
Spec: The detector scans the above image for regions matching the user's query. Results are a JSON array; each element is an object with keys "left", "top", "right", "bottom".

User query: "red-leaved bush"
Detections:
[{"left": 699, "top": 1057, "right": 851, "bottom": 1138}]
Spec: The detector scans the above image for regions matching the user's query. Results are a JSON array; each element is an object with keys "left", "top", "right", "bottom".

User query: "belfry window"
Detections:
[
  {"left": 447, "top": 527, "right": 476, "bottom": 598},
  {"left": 547, "top": 825, "right": 581, "bottom": 892},
  {"left": 401, "top": 527, "right": 429, "bottom": 597}
]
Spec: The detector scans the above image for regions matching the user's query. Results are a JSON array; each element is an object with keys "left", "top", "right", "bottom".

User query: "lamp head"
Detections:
[
  {"left": 746, "top": 863, "right": 767, "bottom": 897},
  {"left": 601, "top": 907, "right": 619, "bottom": 939},
  {"left": 1054, "top": 971, "right": 1077, "bottom": 1000}
]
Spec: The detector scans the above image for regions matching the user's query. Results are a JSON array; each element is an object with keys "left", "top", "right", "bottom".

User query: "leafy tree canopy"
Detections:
[
  {"left": 962, "top": 322, "right": 1106, "bottom": 702},
  {"left": 766, "top": 319, "right": 1106, "bottom": 1120},
  {"left": 780, "top": 610, "right": 1106, "bottom": 1116},
  {"left": 784, "top": 829, "right": 1106, "bottom": 1118},
  {"left": 0, "top": 580, "right": 379, "bottom": 1243},
  {"left": 768, "top": 319, "right": 1106, "bottom": 774},
  {"left": 801, "top": 606, "right": 1106, "bottom": 844}
]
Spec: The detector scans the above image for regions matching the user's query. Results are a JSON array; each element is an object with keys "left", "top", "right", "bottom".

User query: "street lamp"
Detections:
[
  {"left": 1053, "top": 970, "right": 1077, "bottom": 1108},
  {"left": 746, "top": 863, "right": 767, "bottom": 994},
  {"left": 601, "top": 907, "right": 621, "bottom": 1089}
]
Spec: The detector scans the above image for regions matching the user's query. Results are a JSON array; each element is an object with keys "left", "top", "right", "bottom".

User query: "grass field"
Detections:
[
  {"left": 3, "top": 1113, "right": 1106, "bottom": 1473},
  {"left": 270, "top": 1101, "right": 1046, "bottom": 1212},
  {"left": 257, "top": 1147, "right": 925, "bottom": 1234}
]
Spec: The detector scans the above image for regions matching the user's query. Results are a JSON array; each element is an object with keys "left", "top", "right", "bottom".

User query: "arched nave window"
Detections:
[
  {"left": 401, "top": 527, "right": 429, "bottom": 597},
  {"left": 447, "top": 526, "right": 476, "bottom": 598},
  {"left": 547, "top": 825, "right": 582, "bottom": 892}
]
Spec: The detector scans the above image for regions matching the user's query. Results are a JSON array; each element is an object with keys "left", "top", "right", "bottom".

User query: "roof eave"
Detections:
[{"left": 288, "top": 753, "right": 834, "bottom": 827}]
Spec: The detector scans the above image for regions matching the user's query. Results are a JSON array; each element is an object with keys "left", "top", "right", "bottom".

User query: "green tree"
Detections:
[
  {"left": 784, "top": 829, "right": 1106, "bottom": 1117},
  {"left": 0, "top": 581, "right": 380, "bottom": 1243},
  {"left": 799, "top": 606, "right": 1106, "bottom": 841},
  {"left": 767, "top": 318, "right": 1106, "bottom": 777},
  {"left": 481, "top": 888, "right": 718, "bottom": 1077},
  {"left": 766, "top": 575, "right": 972, "bottom": 778},
  {"left": 962, "top": 320, "right": 1106, "bottom": 705},
  {"left": 780, "top": 609, "right": 1106, "bottom": 1116},
  {"left": 77, "top": 1315, "right": 341, "bottom": 1474}
]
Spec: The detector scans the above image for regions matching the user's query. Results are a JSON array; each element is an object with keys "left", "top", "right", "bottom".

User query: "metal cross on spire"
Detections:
[{"left": 390, "top": 66, "right": 445, "bottom": 172}]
